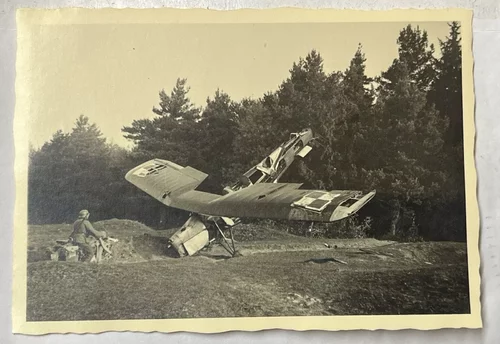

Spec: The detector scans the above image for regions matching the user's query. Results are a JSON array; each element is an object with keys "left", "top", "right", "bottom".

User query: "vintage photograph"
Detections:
[{"left": 13, "top": 9, "right": 479, "bottom": 333}]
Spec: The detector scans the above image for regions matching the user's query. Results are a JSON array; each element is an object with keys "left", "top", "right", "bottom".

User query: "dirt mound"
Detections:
[
  {"left": 93, "top": 219, "right": 160, "bottom": 239},
  {"left": 28, "top": 219, "right": 174, "bottom": 263},
  {"left": 100, "top": 234, "right": 173, "bottom": 263},
  {"left": 93, "top": 220, "right": 177, "bottom": 262}
]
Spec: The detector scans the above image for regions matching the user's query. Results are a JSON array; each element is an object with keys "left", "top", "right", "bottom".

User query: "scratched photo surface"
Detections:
[{"left": 13, "top": 9, "right": 480, "bottom": 333}]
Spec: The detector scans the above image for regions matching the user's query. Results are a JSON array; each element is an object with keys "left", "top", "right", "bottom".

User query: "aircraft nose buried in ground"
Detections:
[{"left": 125, "top": 128, "right": 376, "bottom": 258}]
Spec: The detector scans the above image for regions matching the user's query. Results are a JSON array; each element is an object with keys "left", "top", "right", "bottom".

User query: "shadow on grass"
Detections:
[
  {"left": 302, "top": 258, "right": 339, "bottom": 264},
  {"left": 200, "top": 254, "right": 232, "bottom": 261}
]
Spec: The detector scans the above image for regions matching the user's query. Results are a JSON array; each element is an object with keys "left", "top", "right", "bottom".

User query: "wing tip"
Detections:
[
  {"left": 329, "top": 189, "right": 376, "bottom": 221},
  {"left": 125, "top": 159, "right": 154, "bottom": 182}
]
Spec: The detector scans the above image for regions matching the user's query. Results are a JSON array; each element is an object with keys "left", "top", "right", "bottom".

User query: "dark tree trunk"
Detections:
[{"left": 390, "top": 199, "right": 401, "bottom": 236}]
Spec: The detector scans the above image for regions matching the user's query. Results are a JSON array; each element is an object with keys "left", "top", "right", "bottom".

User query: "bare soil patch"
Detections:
[{"left": 26, "top": 219, "right": 470, "bottom": 321}]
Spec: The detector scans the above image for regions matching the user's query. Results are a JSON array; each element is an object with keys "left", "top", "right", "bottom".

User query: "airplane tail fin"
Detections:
[{"left": 125, "top": 159, "right": 208, "bottom": 203}]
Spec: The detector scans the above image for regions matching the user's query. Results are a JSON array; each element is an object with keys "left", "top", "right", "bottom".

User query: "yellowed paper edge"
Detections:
[{"left": 12, "top": 7, "right": 481, "bottom": 334}]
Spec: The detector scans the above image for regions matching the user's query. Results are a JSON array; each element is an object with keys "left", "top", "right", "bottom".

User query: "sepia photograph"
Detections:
[{"left": 13, "top": 8, "right": 480, "bottom": 334}]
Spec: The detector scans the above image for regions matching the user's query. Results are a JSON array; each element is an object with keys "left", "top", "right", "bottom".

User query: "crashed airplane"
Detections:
[{"left": 125, "top": 128, "right": 376, "bottom": 258}]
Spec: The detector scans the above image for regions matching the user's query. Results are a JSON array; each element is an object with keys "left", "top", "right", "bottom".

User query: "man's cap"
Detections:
[{"left": 78, "top": 209, "right": 90, "bottom": 218}]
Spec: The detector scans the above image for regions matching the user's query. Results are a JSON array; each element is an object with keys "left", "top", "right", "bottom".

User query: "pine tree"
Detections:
[
  {"left": 233, "top": 98, "right": 277, "bottom": 169},
  {"left": 425, "top": 21, "right": 465, "bottom": 240},
  {"left": 302, "top": 46, "right": 374, "bottom": 190},
  {"left": 121, "top": 79, "right": 205, "bottom": 226},
  {"left": 29, "top": 116, "right": 114, "bottom": 223},
  {"left": 29, "top": 130, "right": 72, "bottom": 223},
  {"left": 122, "top": 78, "right": 201, "bottom": 165},
  {"left": 343, "top": 44, "right": 374, "bottom": 114},
  {"left": 339, "top": 45, "right": 375, "bottom": 180},
  {"left": 197, "top": 89, "right": 241, "bottom": 189},
  {"left": 269, "top": 50, "right": 328, "bottom": 137},
  {"left": 365, "top": 64, "right": 448, "bottom": 237},
  {"left": 152, "top": 78, "right": 201, "bottom": 121},
  {"left": 380, "top": 25, "right": 437, "bottom": 93},
  {"left": 430, "top": 21, "right": 463, "bottom": 146}
]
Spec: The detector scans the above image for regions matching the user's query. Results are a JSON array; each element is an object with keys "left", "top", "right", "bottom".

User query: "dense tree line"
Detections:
[{"left": 28, "top": 22, "right": 466, "bottom": 241}]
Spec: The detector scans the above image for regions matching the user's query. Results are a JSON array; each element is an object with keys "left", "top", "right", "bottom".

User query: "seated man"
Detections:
[{"left": 69, "top": 209, "right": 107, "bottom": 262}]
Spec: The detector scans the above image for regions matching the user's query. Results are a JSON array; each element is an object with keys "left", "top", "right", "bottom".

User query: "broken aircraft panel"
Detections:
[{"left": 225, "top": 128, "right": 314, "bottom": 193}]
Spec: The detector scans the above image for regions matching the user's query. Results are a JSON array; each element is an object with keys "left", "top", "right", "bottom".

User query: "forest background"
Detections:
[{"left": 28, "top": 22, "right": 466, "bottom": 241}]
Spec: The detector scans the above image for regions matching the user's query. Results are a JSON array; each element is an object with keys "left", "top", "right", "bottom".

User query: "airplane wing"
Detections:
[
  {"left": 198, "top": 183, "right": 376, "bottom": 222},
  {"left": 126, "top": 159, "right": 375, "bottom": 222}
]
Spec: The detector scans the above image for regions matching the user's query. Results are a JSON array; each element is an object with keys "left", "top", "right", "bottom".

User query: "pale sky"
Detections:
[{"left": 26, "top": 22, "right": 451, "bottom": 148}]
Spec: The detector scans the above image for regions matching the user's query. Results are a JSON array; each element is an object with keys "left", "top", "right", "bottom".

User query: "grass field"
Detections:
[{"left": 26, "top": 220, "right": 471, "bottom": 321}]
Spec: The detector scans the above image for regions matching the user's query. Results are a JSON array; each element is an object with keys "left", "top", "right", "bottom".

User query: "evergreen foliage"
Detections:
[{"left": 28, "top": 23, "right": 467, "bottom": 241}]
